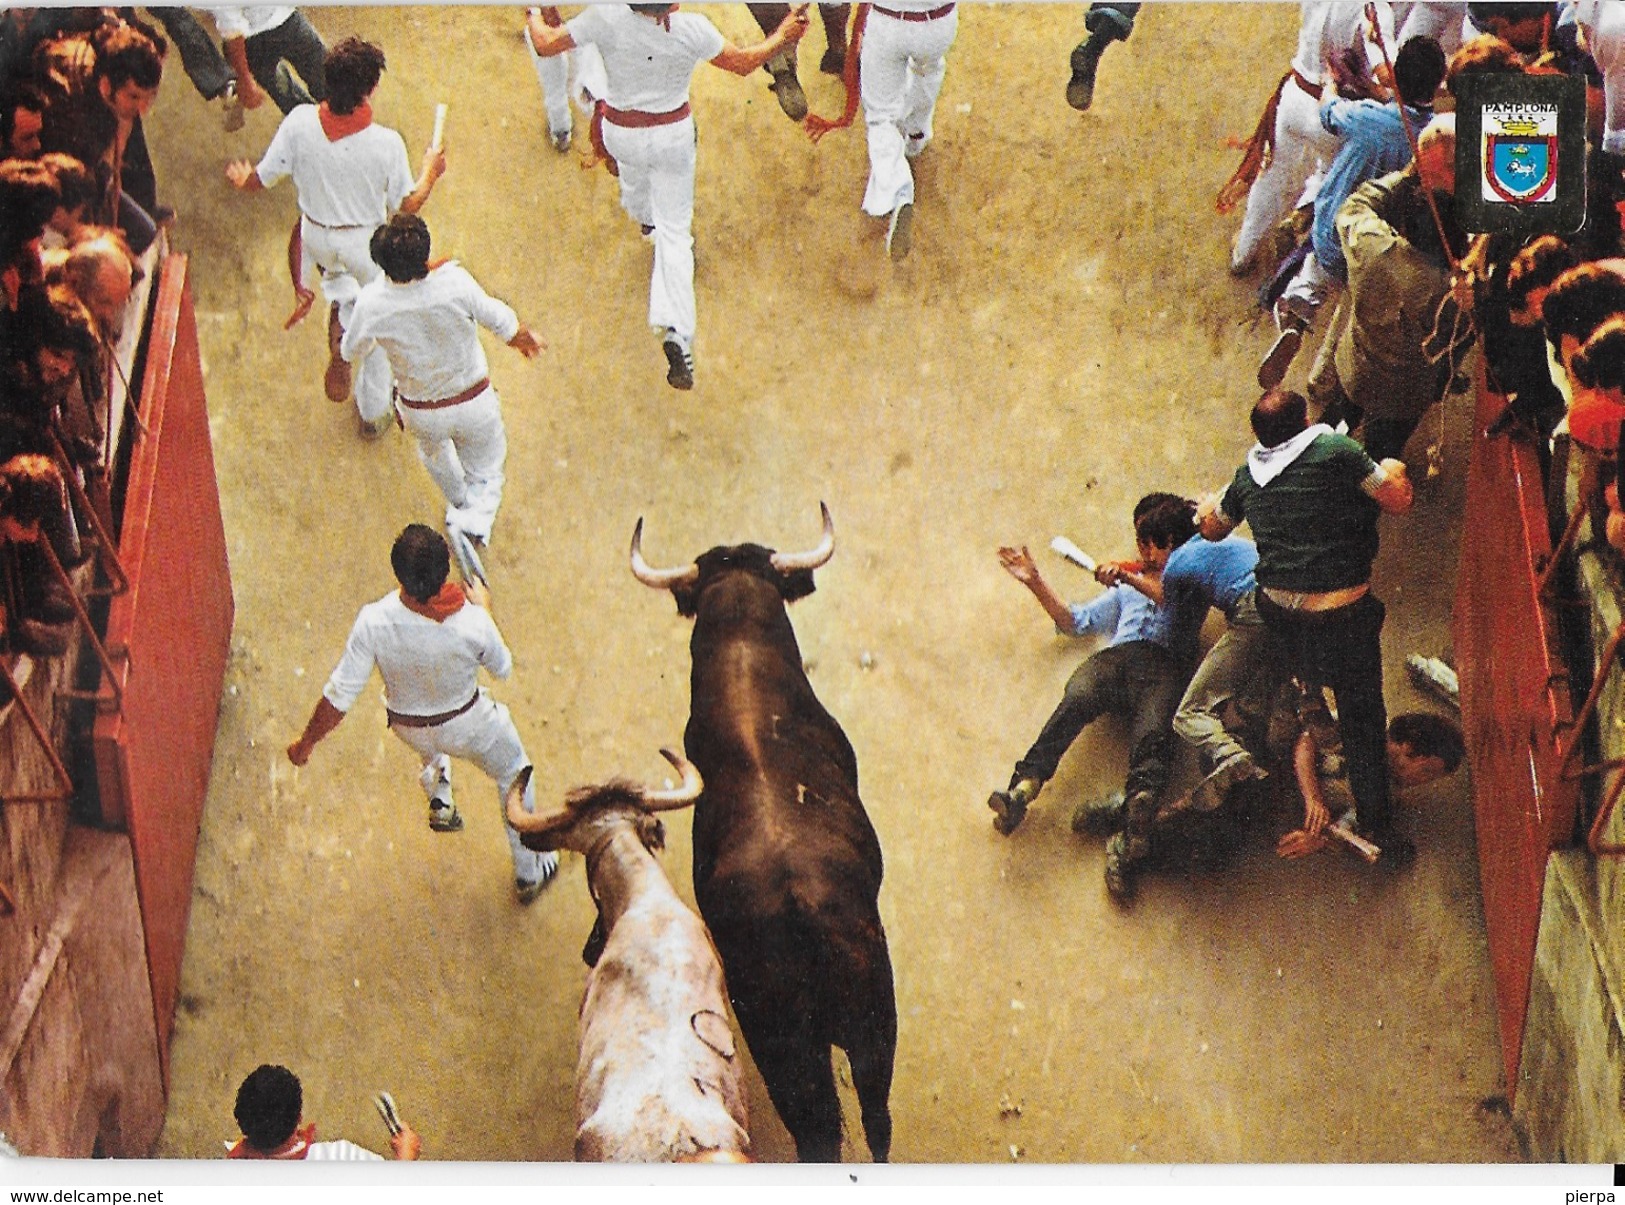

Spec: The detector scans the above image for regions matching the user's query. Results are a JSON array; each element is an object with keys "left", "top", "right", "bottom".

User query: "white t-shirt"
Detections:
[
  {"left": 323, "top": 591, "right": 512, "bottom": 716},
  {"left": 342, "top": 262, "right": 519, "bottom": 401},
  {"left": 209, "top": 7, "right": 296, "bottom": 39},
  {"left": 256, "top": 106, "right": 413, "bottom": 228},
  {"left": 565, "top": 5, "right": 726, "bottom": 114}
]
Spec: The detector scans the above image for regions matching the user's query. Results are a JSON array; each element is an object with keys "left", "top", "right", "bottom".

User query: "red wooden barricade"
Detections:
[
  {"left": 1453, "top": 378, "right": 1580, "bottom": 1100},
  {"left": 91, "top": 254, "right": 235, "bottom": 1080}
]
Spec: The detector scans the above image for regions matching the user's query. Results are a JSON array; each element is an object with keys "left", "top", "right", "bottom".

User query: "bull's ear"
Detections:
[
  {"left": 777, "top": 568, "right": 818, "bottom": 604},
  {"left": 637, "top": 813, "right": 666, "bottom": 853}
]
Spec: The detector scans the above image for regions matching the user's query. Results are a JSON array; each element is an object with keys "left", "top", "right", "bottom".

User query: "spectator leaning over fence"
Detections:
[
  {"left": 37, "top": 152, "right": 97, "bottom": 249},
  {"left": 228, "top": 1065, "right": 420, "bottom": 1161},
  {"left": 1198, "top": 387, "right": 1416, "bottom": 866},
  {"left": 1567, "top": 316, "right": 1625, "bottom": 555},
  {"left": 0, "top": 453, "right": 75, "bottom": 658},
  {"left": 1479, "top": 234, "right": 1577, "bottom": 463},
  {"left": 34, "top": 17, "right": 168, "bottom": 255},
  {"left": 44, "top": 226, "right": 139, "bottom": 339},
  {"left": 227, "top": 35, "right": 446, "bottom": 437},
  {"left": 0, "top": 83, "right": 46, "bottom": 158},
  {"left": 1540, "top": 260, "right": 1625, "bottom": 432}
]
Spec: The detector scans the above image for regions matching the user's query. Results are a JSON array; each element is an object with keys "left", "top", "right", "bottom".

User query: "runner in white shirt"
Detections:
[
  {"left": 343, "top": 214, "right": 544, "bottom": 545},
  {"left": 226, "top": 36, "right": 446, "bottom": 435},
  {"left": 860, "top": 0, "right": 962, "bottom": 261},
  {"left": 526, "top": 3, "right": 809, "bottom": 391},
  {"left": 228, "top": 1065, "right": 421, "bottom": 1161},
  {"left": 287, "top": 525, "right": 557, "bottom": 902}
]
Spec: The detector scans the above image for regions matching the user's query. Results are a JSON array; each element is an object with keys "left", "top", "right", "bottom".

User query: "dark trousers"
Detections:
[
  {"left": 1013, "top": 639, "right": 1182, "bottom": 805},
  {"left": 1084, "top": 4, "right": 1141, "bottom": 42},
  {"left": 244, "top": 12, "right": 328, "bottom": 112},
  {"left": 148, "top": 8, "right": 232, "bottom": 100},
  {"left": 1257, "top": 590, "right": 1393, "bottom": 831}
]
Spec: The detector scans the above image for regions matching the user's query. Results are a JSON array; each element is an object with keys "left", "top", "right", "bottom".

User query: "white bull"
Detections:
[{"left": 505, "top": 751, "right": 749, "bottom": 1162}]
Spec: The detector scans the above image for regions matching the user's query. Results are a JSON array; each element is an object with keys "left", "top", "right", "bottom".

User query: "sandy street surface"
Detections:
[{"left": 143, "top": 3, "right": 1523, "bottom": 1165}]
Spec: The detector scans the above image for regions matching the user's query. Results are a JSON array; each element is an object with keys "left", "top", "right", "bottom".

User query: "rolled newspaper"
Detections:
[
  {"left": 1049, "top": 535, "right": 1096, "bottom": 574},
  {"left": 431, "top": 103, "right": 447, "bottom": 150}
]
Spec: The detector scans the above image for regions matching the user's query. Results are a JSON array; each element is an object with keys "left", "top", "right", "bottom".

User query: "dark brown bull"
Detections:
[{"left": 629, "top": 504, "right": 896, "bottom": 1163}]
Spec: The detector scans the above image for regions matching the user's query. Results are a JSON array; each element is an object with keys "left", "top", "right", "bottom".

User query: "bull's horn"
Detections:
[
  {"left": 641, "top": 747, "right": 704, "bottom": 811},
  {"left": 503, "top": 765, "right": 573, "bottom": 834},
  {"left": 629, "top": 517, "right": 700, "bottom": 590},
  {"left": 769, "top": 502, "right": 835, "bottom": 574}
]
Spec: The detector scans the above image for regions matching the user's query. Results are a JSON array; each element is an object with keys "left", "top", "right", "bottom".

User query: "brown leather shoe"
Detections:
[{"left": 325, "top": 303, "right": 352, "bottom": 402}]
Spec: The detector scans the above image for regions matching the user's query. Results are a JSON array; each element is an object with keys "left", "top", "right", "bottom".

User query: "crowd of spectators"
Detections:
[{"left": 0, "top": 8, "right": 175, "bottom": 689}]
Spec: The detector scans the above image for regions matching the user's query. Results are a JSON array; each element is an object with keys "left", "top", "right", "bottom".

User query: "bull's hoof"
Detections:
[
  {"left": 819, "top": 47, "right": 845, "bottom": 75},
  {"left": 988, "top": 789, "right": 1027, "bottom": 836}
]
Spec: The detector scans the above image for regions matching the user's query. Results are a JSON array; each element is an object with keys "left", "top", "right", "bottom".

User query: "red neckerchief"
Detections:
[
  {"left": 400, "top": 580, "right": 467, "bottom": 622},
  {"left": 318, "top": 100, "right": 374, "bottom": 141},
  {"left": 227, "top": 1122, "right": 316, "bottom": 1159}
]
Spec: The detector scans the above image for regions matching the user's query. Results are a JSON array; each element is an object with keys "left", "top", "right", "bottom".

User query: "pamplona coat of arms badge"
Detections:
[
  {"left": 1484, "top": 106, "right": 1558, "bottom": 204},
  {"left": 1455, "top": 72, "right": 1585, "bottom": 236}
]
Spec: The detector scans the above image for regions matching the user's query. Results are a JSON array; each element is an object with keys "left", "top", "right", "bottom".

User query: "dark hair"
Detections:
[
  {"left": 1570, "top": 317, "right": 1625, "bottom": 391},
  {"left": 391, "top": 523, "right": 450, "bottom": 602},
  {"left": 0, "top": 83, "right": 47, "bottom": 149},
  {"left": 1467, "top": 3, "right": 1552, "bottom": 28},
  {"left": 37, "top": 152, "right": 95, "bottom": 213},
  {"left": 1131, "top": 493, "right": 1196, "bottom": 550},
  {"left": 21, "top": 286, "right": 99, "bottom": 360},
  {"left": 234, "top": 1065, "right": 302, "bottom": 1152},
  {"left": 1389, "top": 711, "right": 1465, "bottom": 773},
  {"left": 1393, "top": 36, "right": 1448, "bottom": 108},
  {"left": 1250, "top": 388, "right": 1309, "bottom": 448},
  {"left": 1541, "top": 263, "right": 1625, "bottom": 356},
  {"left": 0, "top": 454, "right": 65, "bottom": 528},
  {"left": 370, "top": 213, "right": 431, "bottom": 283},
  {"left": 1505, "top": 235, "right": 1576, "bottom": 308},
  {"left": 91, "top": 23, "right": 164, "bottom": 92},
  {"left": 325, "top": 37, "right": 386, "bottom": 116},
  {"left": 1446, "top": 34, "right": 1525, "bottom": 93},
  {"left": 0, "top": 159, "right": 62, "bottom": 264}
]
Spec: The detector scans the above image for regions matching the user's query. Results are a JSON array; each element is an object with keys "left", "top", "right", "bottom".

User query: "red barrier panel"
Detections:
[
  {"left": 92, "top": 254, "right": 235, "bottom": 1080},
  {"left": 1453, "top": 377, "right": 1580, "bottom": 1101}
]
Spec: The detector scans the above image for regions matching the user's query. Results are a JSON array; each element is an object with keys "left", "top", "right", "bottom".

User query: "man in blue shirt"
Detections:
[
  {"left": 1259, "top": 34, "right": 1447, "bottom": 390},
  {"left": 987, "top": 494, "right": 1207, "bottom": 902}
]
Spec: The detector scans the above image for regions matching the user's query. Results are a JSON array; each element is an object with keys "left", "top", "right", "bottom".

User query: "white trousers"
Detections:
[
  {"left": 1230, "top": 77, "right": 1339, "bottom": 270},
  {"left": 397, "top": 385, "right": 507, "bottom": 543},
  {"left": 525, "top": 29, "right": 574, "bottom": 137},
  {"left": 603, "top": 116, "right": 697, "bottom": 344},
  {"left": 301, "top": 217, "right": 394, "bottom": 421},
  {"left": 1587, "top": 4, "right": 1625, "bottom": 156},
  {"left": 860, "top": 7, "right": 958, "bottom": 217},
  {"left": 391, "top": 691, "right": 549, "bottom": 884}
]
